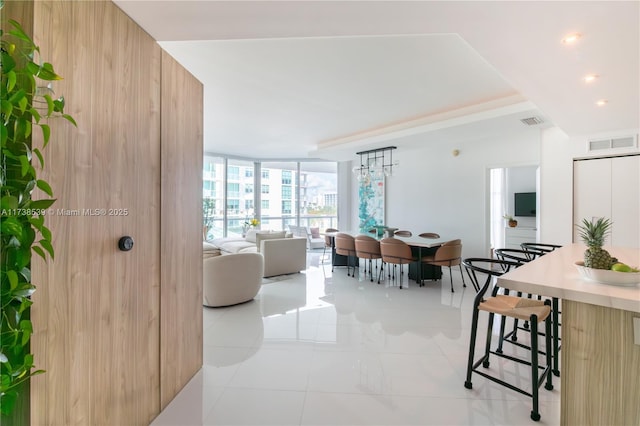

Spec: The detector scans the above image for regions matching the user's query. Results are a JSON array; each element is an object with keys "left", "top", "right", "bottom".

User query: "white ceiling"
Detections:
[{"left": 114, "top": 1, "right": 639, "bottom": 161}]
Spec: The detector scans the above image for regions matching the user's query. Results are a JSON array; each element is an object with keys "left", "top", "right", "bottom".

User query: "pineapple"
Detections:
[{"left": 577, "top": 217, "right": 616, "bottom": 269}]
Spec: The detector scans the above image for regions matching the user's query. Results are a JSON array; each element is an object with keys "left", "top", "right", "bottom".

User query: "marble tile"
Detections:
[{"left": 156, "top": 252, "right": 560, "bottom": 425}]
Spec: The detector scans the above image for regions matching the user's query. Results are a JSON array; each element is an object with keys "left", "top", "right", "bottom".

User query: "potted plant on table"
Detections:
[
  {"left": 242, "top": 217, "right": 259, "bottom": 237},
  {"left": 503, "top": 214, "right": 518, "bottom": 228}
]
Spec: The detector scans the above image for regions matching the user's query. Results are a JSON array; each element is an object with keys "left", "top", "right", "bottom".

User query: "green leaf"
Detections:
[
  {"left": 6, "top": 270, "right": 19, "bottom": 290},
  {"left": 24, "top": 120, "right": 32, "bottom": 138},
  {"left": 41, "top": 225, "right": 52, "bottom": 241},
  {"left": 7, "top": 70, "right": 17, "bottom": 92},
  {"left": 32, "top": 246, "right": 46, "bottom": 261},
  {"left": 1, "top": 50, "right": 16, "bottom": 73},
  {"left": 0, "top": 391, "right": 17, "bottom": 416},
  {"left": 1, "top": 195, "right": 19, "bottom": 210},
  {"left": 1, "top": 218, "right": 23, "bottom": 238},
  {"left": 8, "top": 19, "right": 34, "bottom": 44},
  {"left": 40, "top": 124, "right": 50, "bottom": 146},
  {"left": 20, "top": 321, "right": 33, "bottom": 346},
  {"left": 29, "top": 214, "right": 45, "bottom": 229},
  {"left": 13, "top": 287, "right": 36, "bottom": 298},
  {"left": 17, "top": 96, "right": 28, "bottom": 113},
  {"left": 18, "top": 267, "right": 31, "bottom": 283},
  {"left": 62, "top": 114, "right": 77, "bottom": 127},
  {"left": 15, "top": 247, "right": 32, "bottom": 269},
  {"left": 53, "top": 96, "right": 65, "bottom": 112},
  {"left": 9, "top": 89, "right": 26, "bottom": 104},
  {"left": 33, "top": 148, "right": 45, "bottom": 168},
  {"left": 30, "top": 107, "right": 41, "bottom": 123},
  {"left": 1, "top": 100, "right": 13, "bottom": 118},
  {"left": 39, "top": 239, "right": 54, "bottom": 260},
  {"left": 30, "top": 199, "right": 55, "bottom": 210},
  {"left": 44, "top": 94, "right": 54, "bottom": 117},
  {"left": 34, "top": 63, "right": 62, "bottom": 81},
  {"left": 36, "top": 180, "right": 53, "bottom": 197},
  {"left": 19, "top": 155, "right": 30, "bottom": 177},
  {"left": 25, "top": 61, "right": 40, "bottom": 76}
]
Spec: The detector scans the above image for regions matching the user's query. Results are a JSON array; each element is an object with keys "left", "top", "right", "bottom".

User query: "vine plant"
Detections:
[{"left": 1, "top": 18, "right": 76, "bottom": 415}]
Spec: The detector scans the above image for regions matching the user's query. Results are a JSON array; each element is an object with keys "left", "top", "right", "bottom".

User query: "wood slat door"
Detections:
[{"left": 30, "top": 2, "right": 162, "bottom": 424}]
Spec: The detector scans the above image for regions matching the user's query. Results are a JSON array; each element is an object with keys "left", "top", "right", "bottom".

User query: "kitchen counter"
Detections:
[
  {"left": 498, "top": 244, "right": 640, "bottom": 425},
  {"left": 497, "top": 243, "right": 640, "bottom": 312}
]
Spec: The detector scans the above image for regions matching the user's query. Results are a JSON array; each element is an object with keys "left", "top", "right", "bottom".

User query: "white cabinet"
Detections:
[
  {"left": 505, "top": 227, "right": 537, "bottom": 250},
  {"left": 573, "top": 155, "right": 640, "bottom": 248}
]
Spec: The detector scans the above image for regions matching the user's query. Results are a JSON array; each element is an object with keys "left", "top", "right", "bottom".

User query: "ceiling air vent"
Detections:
[
  {"left": 520, "top": 116, "right": 543, "bottom": 126},
  {"left": 587, "top": 135, "right": 637, "bottom": 152}
]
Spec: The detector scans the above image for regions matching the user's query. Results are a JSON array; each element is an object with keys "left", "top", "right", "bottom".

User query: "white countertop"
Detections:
[{"left": 497, "top": 243, "right": 640, "bottom": 313}]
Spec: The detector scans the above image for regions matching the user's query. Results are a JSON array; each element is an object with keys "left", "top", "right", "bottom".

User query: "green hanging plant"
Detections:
[{"left": 1, "top": 17, "right": 76, "bottom": 416}]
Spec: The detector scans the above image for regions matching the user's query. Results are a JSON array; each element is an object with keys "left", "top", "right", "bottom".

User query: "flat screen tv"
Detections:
[{"left": 514, "top": 192, "right": 536, "bottom": 217}]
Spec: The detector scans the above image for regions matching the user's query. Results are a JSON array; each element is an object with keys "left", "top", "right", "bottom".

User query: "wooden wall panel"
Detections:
[
  {"left": 30, "top": 1, "right": 162, "bottom": 425},
  {"left": 561, "top": 301, "right": 640, "bottom": 425},
  {"left": 160, "top": 50, "right": 204, "bottom": 409}
]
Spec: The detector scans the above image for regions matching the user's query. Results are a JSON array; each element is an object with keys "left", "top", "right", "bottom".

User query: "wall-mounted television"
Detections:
[{"left": 514, "top": 192, "right": 536, "bottom": 217}]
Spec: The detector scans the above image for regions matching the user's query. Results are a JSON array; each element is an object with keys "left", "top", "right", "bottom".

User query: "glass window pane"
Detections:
[
  {"left": 300, "top": 162, "right": 338, "bottom": 231},
  {"left": 203, "top": 156, "right": 225, "bottom": 239},
  {"left": 227, "top": 159, "right": 255, "bottom": 237},
  {"left": 261, "top": 162, "right": 297, "bottom": 232}
]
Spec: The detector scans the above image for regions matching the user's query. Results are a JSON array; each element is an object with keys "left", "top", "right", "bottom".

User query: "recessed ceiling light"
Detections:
[
  {"left": 584, "top": 74, "right": 599, "bottom": 83},
  {"left": 596, "top": 99, "right": 608, "bottom": 106},
  {"left": 562, "top": 33, "right": 582, "bottom": 44}
]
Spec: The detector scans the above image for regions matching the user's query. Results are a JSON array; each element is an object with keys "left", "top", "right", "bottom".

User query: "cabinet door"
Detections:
[
  {"left": 573, "top": 155, "right": 640, "bottom": 248},
  {"left": 611, "top": 156, "right": 640, "bottom": 248},
  {"left": 573, "top": 158, "right": 612, "bottom": 242}
]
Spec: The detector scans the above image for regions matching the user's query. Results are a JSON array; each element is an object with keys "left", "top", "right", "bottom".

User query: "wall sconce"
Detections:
[{"left": 352, "top": 146, "right": 398, "bottom": 181}]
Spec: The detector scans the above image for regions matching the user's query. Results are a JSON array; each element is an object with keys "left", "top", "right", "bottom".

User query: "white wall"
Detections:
[
  {"left": 506, "top": 165, "right": 537, "bottom": 229},
  {"left": 348, "top": 128, "right": 541, "bottom": 258},
  {"left": 540, "top": 126, "right": 640, "bottom": 245}
]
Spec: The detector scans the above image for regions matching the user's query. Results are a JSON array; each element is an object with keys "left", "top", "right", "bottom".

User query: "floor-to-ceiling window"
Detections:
[
  {"left": 203, "top": 156, "right": 338, "bottom": 238},
  {"left": 226, "top": 159, "right": 255, "bottom": 237},
  {"left": 299, "top": 162, "right": 338, "bottom": 231},
  {"left": 203, "top": 157, "right": 225, "bottom": 239},
  {"left": 261, "top": 161, "right": 298, "bottom": 231}
]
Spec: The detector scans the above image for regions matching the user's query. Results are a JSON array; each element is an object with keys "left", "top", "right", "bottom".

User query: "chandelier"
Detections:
[{"left": 352, "top": 146, "right": 398, "bottom": 181}]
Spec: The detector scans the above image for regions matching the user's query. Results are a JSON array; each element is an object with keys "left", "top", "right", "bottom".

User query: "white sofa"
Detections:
[
  {"left": 203, "top": 252, "right": 264, "bottom": 307},
  {"left": 208, "top": 231, "right": 307, "bottom": 277}
]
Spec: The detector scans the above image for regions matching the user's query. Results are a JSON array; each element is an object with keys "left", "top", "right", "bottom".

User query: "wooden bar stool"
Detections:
[{"left": 462, "top": 258, "right": 553, "bottom": 422}]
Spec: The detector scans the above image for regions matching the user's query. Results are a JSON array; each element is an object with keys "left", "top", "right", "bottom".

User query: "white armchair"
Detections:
[{"left": 203, "top": 252, "right": 264, "bottom": 307}]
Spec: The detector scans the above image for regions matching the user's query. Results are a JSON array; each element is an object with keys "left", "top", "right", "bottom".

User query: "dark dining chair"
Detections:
[{"left": 462, "top": 258, "right": 553, "bottom": 422}]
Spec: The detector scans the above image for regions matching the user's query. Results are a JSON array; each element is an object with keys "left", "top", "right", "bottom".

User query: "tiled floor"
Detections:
[{"left": 152, "top": 252, "right": 560, "bottom": 425}]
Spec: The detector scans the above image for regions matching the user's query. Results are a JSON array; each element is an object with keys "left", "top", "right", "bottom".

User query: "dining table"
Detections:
[
  {"left": 496, "top": 243, "right": 640, "bottom": 425},
  {"left": 325, "top": 230, "right": 453, "bottom": 284}
]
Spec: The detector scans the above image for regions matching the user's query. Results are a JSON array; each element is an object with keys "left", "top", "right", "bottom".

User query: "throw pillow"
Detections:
[{"left": 310, "top": 227, "right": 320, "bottom": 238}]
